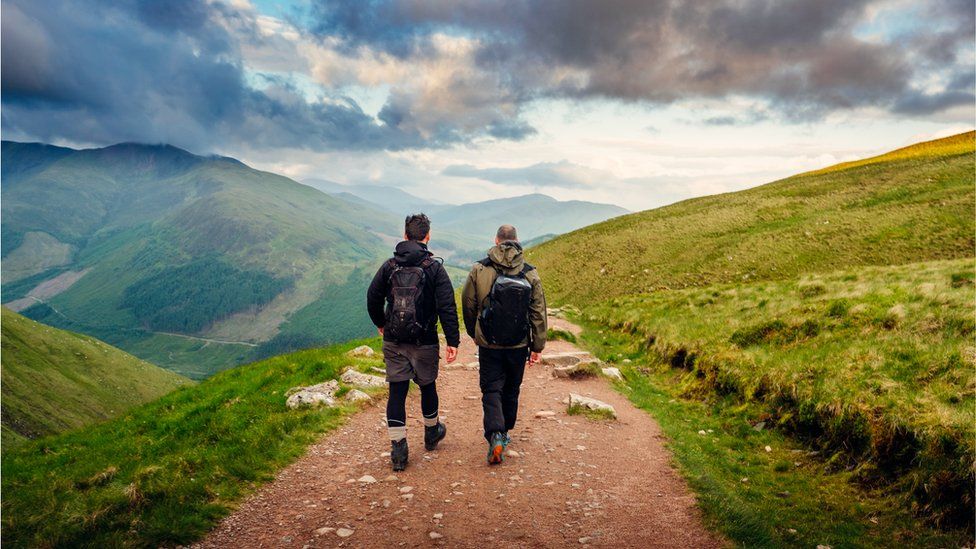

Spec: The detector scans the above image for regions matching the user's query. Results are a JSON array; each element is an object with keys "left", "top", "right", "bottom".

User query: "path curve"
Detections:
[{"left": 195, "top": 315, "right": 723, "bottom": 548}]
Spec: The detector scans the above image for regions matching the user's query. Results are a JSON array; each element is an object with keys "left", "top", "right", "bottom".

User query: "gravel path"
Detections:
[{"left": 195, "top": 316, "right": 723, "bottom": 548}]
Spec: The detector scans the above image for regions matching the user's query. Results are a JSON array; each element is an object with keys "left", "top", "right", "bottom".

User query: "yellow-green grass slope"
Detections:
[
  {"left": 528, "top": 132, "right": 976, "bottom": 538},
  {"left": 1, "top": 308, "right": 191, "bottom": 448},
  {"left": 588, "top": 259, "right": 974, "bottom": 528},
  {"left": 1, "top": 337, "right": 386, "bottom": 547},
  {"left": 528, "top": 131, "right": 974, "bottom": 303}
]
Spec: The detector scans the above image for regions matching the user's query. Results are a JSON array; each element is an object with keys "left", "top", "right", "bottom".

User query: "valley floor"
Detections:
[{"left": 195, "top": 316, "right": 721, "bottom": 548}]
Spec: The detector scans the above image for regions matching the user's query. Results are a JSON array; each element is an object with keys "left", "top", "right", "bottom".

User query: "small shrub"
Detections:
[
  {"left": 730, "top": 319, "right": 819, "bottom": 347},
  {"left": 799, "top": 284, "right": 827, "bottom": 298},
  {"left": 826, "top": 299, "right": 849, "bottom": 318},
  {"left": 949, "top": 271, "right": 974, "bottom": 288},
  {"left": 730, "top": 320, "right": 788, "bottom": 347}
]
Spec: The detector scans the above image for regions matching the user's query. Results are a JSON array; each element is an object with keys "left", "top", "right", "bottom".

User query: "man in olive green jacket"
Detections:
[{"left": 461, "top": 224, "right": 546, "bottom": 464}]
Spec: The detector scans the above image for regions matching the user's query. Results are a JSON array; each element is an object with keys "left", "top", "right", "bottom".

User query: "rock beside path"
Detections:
[
  {"left": 568, "top": 393, "right": 617, "bottom": 419},
  {"left": 540, "top": 351, "right": 595, "bottom": 367},
  {"left": 341, "top": 369, "right": 386, "bottom": 388},
  {"left": 601, "top": 367, "right": 623, "bottom": 380},
  {"left": 347, "top": 345, "right": 376, "bottom": 358},
  {"left": 285, "top": 380, "right": 340, "bottom": 409},
  {"left": 549, "top": 354, "right": 602, "bottom": 378},
  {"left": 344, "top": 389, "right": 372, "bottom": 403}
]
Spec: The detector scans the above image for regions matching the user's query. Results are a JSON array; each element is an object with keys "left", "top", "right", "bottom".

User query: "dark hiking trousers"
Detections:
[{"left": 478, "top": 346, "right": 529, "bottom": 441}]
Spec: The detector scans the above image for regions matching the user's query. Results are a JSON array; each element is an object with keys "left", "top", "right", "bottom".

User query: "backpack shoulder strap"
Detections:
[
  {"left": 477, "top": 257, "right": 493, "bottom": 267},
  {"left": 386, "top": 258, "right": 402, "bottom": 285},
  {"left": 521, "top": 262, "right": 535, "bottom": 274}
]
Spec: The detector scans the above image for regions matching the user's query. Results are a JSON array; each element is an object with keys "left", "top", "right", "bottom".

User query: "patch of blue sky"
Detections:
[
  {"left": 853, "top": 4, "right": 933, "bottom": 42},
  {"left": 244, "top": 68, "right": 393, "bottom": 121},
  {"left": 250, "top": 0, "right": 296, "bottom": 19}
]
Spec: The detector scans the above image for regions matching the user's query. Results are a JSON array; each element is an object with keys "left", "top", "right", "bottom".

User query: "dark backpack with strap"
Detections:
[
  {"left": 385, "top": 257, "right": 434, "bottom": 343},
  {"left": 478, "top": 258, "right": 534, "bottom": 346}
]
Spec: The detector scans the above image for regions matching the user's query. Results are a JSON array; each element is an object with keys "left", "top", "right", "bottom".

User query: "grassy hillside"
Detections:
[
  {"left": 583, "top": 259, "right": 974, "bottom": 527},
  {"left": 1, "top": 337, "right": 386, "bottom": 547},
  {"left": 0, "top": 308, "right": 190, "bottom": 447},
  {"left": 531, "top": 132, "right": 976, "bottom": 538},
  {"left": 1, "top": 141, "right": 399, "bottom": 376},
  {"left": 529, "top": 132, "right": 974, "bottom": 303}
]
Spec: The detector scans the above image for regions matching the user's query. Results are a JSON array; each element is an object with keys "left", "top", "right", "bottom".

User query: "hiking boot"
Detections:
[
  {"left": 424, "top": 422, "right": 447, "bottom": 451},
  {"left": 487, "top": 432, "right": 506, "bottom": 465},
  {"left": 391, "top": 439, "right": 408, "bottom": 472}
]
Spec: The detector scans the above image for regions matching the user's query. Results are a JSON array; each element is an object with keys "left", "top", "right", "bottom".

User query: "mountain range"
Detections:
[{"left": 1, "top": 141, "right": 625, "bottom": 377}]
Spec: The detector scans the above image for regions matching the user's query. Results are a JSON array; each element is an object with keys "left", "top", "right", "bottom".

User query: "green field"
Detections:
[
  {"left": 1, "top": 338, "right": 386, "bottom": 547},
  {"left": 530, "top": 132, "right": 976, "bottom": 542},
  {"left": 1, "top": 308, "right": 191, "bottom": 448}
]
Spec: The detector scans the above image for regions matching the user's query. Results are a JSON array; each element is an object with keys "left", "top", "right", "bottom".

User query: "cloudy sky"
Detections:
[{"left": 2, "top": 0, "right": 973, "bottom": 210}]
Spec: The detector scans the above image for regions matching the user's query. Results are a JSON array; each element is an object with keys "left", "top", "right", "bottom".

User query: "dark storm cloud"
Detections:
[
  {"left": 310, "top": 0, "right": 974, "bottom": 120},
  {"left": 3, "top": 0, "right": 971, "bottom": 151},
  {"left": 0, "top": 0, "right": 469, "bottom": 151}
]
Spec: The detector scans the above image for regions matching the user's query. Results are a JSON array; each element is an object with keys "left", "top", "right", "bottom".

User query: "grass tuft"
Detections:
[{"left": 547, "top": 328, "right": 578, "bottom": 343}]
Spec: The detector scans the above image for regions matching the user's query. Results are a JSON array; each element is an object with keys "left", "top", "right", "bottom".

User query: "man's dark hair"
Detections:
[
  {"left": 496, "top": 224, "right": 518, "bottom": 241},
  {"left": 405, "top": 213, "right": 431, "bottom": 241}
]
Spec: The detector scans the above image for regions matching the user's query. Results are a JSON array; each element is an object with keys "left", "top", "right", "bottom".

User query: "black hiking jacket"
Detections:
[{"left": 366, "top": 240, "right": 461, "bottom": 347}]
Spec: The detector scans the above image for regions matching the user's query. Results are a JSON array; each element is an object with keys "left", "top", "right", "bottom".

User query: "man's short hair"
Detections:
[
  {"left": 405, "top": 213, "right": 431, "bottom": 241},
  {"left": 496, "top": 224, "right": 518, "bottom": 241}
]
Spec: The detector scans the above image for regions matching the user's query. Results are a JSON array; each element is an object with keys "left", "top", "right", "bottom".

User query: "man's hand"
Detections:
[
  {"left": 528, "top": 351, "right": 540, "bottom": 365},
  {"left": 446, "top": 346, "right": 458, "bottom": 363},
  {"left": 377, "top": 327, "right": 384, "bottom": 336}
]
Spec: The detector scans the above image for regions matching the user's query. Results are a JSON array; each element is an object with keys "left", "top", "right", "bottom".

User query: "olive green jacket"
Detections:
[{"left": 461, "top": 241, "right": 547, "bottom": 352}]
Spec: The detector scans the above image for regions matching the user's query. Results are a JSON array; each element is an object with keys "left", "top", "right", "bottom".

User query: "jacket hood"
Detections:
[
  {"left": 394, "top": 240, "right": 431, "bottom": 266},
  {"left": 487, "top": 240, "right": 524, "bottom": 273}
]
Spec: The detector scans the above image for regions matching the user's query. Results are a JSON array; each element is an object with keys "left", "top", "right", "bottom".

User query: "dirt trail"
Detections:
[{"left": 195, "top": 315, "right": 722, "bottom": 548}]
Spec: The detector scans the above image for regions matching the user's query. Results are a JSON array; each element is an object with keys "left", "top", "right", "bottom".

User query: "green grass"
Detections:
[
  {"left": 0, "top": 308, "right": 191, "bottom": 447},
  {"left": 528, "top": 132, "right": 974, "bottom": 303},
  {"left": 805, "top": 131, "right": 975, "bottom": 176},
  {"left": 571, "top": 258, "right": 974, "bottom": 536},
  {"left": 547, "top": 327, "right": 577, "bottom": 343},
  {"left": 1, "top": 338, "right": 386, "bottom": 547},
  {"left": 607, "top": 363, "right": 968, "bottom": 548}
]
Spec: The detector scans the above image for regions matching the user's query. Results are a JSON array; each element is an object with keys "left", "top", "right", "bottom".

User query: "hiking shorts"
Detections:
[{"left": 382, "top": 341, "right": 440, "bottom": 386}]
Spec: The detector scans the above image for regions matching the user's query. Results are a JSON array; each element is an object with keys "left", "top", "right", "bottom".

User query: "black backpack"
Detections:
[
  {"left": 385, "top": 258, "right": 434, "bottom": 343},
  {"left": 479, "top": 259, "right": 534, "bottom": 346}
]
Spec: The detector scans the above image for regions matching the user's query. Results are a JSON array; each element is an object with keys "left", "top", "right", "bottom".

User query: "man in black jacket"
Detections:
[{"left": 366, "top": 214, "right": 460, "bottom": 471}]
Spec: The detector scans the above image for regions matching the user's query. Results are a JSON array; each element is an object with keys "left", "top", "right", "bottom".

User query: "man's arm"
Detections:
[
  {"left": 460, "top": 267, "right": 479, "bottom": 339},
  {"left": 366, "top": 262, "right": 389, "bottom": 329},
  {"left": 432, "top": 264, "right": 461, "bottom": 348},
  {"left": 527, "top": 272, "right": 547, "bottom": 354}
]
